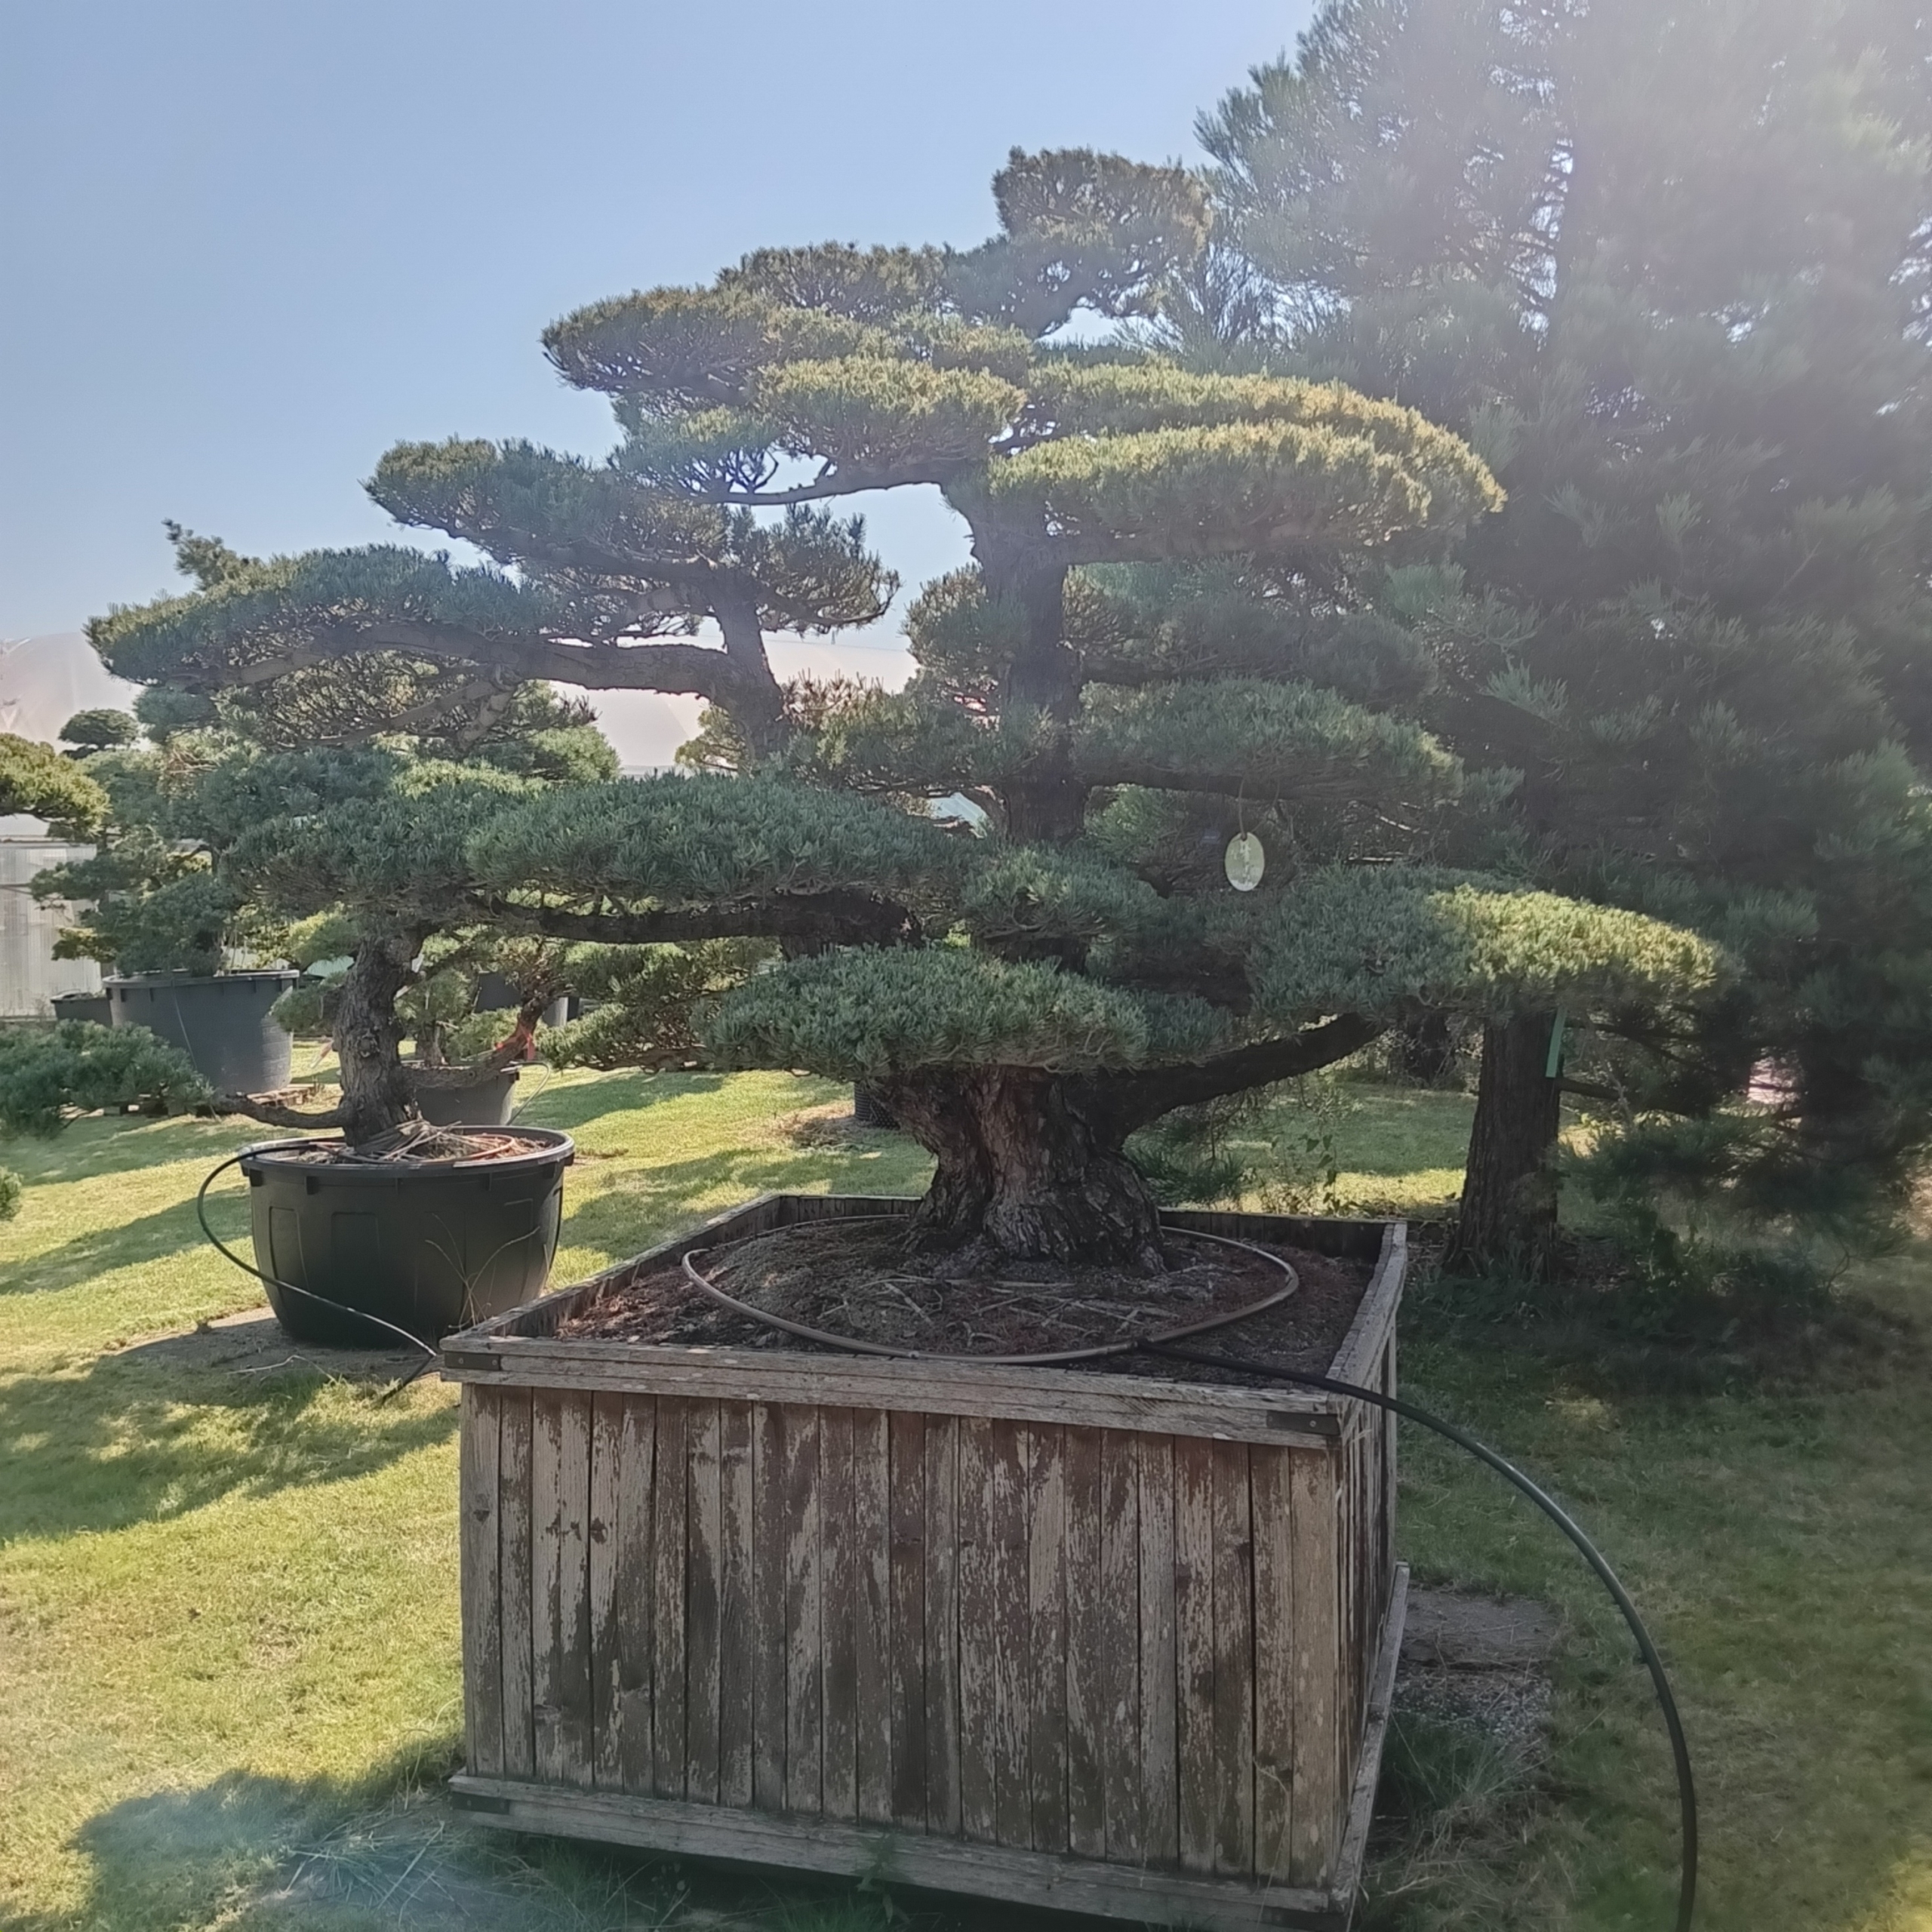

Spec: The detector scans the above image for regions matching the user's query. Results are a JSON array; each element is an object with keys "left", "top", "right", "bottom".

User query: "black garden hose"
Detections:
[{"left": 195, "top": 1146, "right": 441, "bottom": 1400}]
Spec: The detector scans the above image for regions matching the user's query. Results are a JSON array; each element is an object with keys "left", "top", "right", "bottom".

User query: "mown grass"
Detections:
[{"left": 1, "top": 1068, "right": 1927, "bottom": 1931}]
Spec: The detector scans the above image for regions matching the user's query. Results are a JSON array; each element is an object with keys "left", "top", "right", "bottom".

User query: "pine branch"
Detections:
[
  {"left": 473, "top": 890, "right": 923, "bottom": 949},
  {"left": 1074, "top": 1013, "right": 1387, "bottom": 1138},
  {"left": 211, "top": 1092, "right": 351, "bottom": 1130}
]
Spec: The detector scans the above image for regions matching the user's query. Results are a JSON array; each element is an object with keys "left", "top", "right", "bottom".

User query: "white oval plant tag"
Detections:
[{"left": 1225, "top": 831, "right": 1266, "bottom": 891}]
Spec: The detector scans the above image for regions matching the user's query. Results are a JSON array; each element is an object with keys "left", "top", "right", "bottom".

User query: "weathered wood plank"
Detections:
[
  {"left": 1250, "top": 1444, "right": 1296, "bottom": 1884},
  {"left": 718, "top": 1401, "right": 754, "bottom": 1808},
  {"left": 532, "top": 1392, "right": 567, "bottom": 1783},
  {"left": 1173, "top": 1435, "right": 1216, "bottom": 1875},
  {"left": 887, "top": 1409, "right": 927, "bottom": 1829},
  {"left": 587, "top": 1392, "right": 620, "bottom": 1789},
  {"left": 1211, "top": 1440, "right": 1254, "bottom": 1875},
  {"left": 1026, "top": 1422, "right": 1068, "bottom": 1857},
  {"left": 991, "top": 1418, "right": 1029, "bottom": 1850},
  {"left": 751, "top": 1402, "right": 787, "bottom": 1811},
  {"left": 450, "top": 1777, "right": 1343, "bottom": 1932},
  {"left": 651, "top": 1395, "right": 689, "bottom": 1799},
  {"left": 559, "top": 1394, "right": 595, "bottom": 1788},
  {"left": 852, "top": 1407, "right": 893, "bottom": 1826},
  {"left": 783, "top": 1404, "right": 823, "bottom": 1814},
  {"left": 1099, "top": 1429, "right": 1142, "bottom": 1865},
  {"left": 820, "top": 1406, "right": 859, "bottom": 1822},
  {"left": 1330, "top": 1564, "right": 1409, "bottom": 1905},
  {"left": 498, "top": 1389, "right": 535, "bottom": 1780},
  {"left": 923, "top": 1414, "right": 961, "bottom": 1836},
  {"left": 1062, "top": 1425, "right": 1104, "bottom": 1861},
  {"left": 1287, "top": 1445, "right": 1340, "bottom": 1888},
  {"left": 460, "top": 1387, "right": 505, "bottom": 1778},
  {"left": 1137, "top": 1432, "right": 1178, "bottom": 1869},
  {"left": 607, "top": 1395, "right": 657, "bottom": 1793},
  {"left": 956, "top": 1416, "right": 998, "bottom": 1844},
  {"left": 1329, "top": 1222, "right": 1407, "bottom": 1387},
  {"left": 454, "top": 1346, "right": 1342, "bottom": 1445},
  {"left": 685, "top": 1401, "right": 722, "bottom": 1804}
]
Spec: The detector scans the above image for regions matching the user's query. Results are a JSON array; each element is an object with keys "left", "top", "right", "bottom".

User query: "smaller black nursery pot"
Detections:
[
  {"left": 411, "top": 1065, "right": 521, "bottom": 1127},
  {"left": 240, "top": 1128, "right": 574, "bottom": 1346}
]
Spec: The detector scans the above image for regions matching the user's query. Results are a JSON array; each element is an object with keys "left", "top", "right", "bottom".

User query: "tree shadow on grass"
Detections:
[
  {"left": 0, "top": 1192, "right": 248, "bottom": 1297},
  {"left": 510, "top": 1069, "right": 729, "bottom": 1136},
  {"left": 0, "top": 1112, "right": 268, "bottom": 1189},
  {"left": 11, "top": 1757, "right": 1063, "bottom": 1932},
  {"left": 0, "top": 1346, "right": 455, "bottom": 1546}
]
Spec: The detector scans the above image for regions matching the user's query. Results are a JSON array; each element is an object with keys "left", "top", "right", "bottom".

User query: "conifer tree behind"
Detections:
[
  {"left": 96, "top": 150, "right": 1715, "bottom": 1264},
  {"left": 1198, "top": 0, "right": 1932, "bottom": 1266}
]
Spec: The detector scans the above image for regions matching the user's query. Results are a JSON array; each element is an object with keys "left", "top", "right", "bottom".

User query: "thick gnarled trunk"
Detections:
[
  {"left": 1450, "top": 1010, "right": 1563, "bottom": 1275},
  {"left": 877, "top": 1068, "right": 1167, "bottom": 1270},
  {"left": 332, "top": 932, "right": 422, "bottom": 1145}
]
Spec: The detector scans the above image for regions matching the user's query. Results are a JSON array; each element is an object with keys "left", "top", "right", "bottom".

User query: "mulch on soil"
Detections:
[
  {"left": 268, "top": 1123, "right": 545, "bottom": 1166},
  {"left": 555, "top": 1215, "right": 1374, "bottom": 1380}
]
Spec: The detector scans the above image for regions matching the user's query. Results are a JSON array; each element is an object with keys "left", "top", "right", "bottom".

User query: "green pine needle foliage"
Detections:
[
  {"left": 0, "top": 1023, "right": 209, "bottom": 1137},
  {"left": 704, "top": 948, "right": 1232, "bottom": 1081}
]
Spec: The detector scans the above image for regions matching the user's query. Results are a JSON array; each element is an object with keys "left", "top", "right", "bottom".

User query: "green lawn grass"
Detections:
[{"left": 1, "top": 1069, "right": 1927, "bottom": 1930}]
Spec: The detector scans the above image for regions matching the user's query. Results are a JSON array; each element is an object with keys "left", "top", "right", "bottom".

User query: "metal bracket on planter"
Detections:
[{"left": 442, "top": 1349, "right": 503, "bottom": 1374}]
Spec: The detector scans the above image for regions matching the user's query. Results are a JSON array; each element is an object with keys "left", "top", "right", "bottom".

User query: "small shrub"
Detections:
[{"left": 0, "top": 1022, "right": 209, "bottom": 1135}]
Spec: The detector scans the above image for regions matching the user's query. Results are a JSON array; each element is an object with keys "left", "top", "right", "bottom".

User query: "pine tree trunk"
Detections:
[
  {"left": 878, "top": 1069, "right": 1167, "bottom": 1269},
  {"left": 1393, "top": 1011, "right": 1457, "bottom": 1083},
  {"left": 333, "top": 933, "right": 421, "bottom": 1146},
  {"left": 1450, "top": 1011, "right": 1563, "bottom": 1274}
]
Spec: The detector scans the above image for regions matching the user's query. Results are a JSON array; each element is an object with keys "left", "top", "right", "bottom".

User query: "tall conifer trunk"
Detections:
[{"left": 1450, "top": 1011, "right": 1563, "bottom": 1274}]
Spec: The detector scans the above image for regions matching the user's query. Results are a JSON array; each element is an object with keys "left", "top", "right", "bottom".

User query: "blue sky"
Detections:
[{"left": 1, "top": 0, "right": 1307, "bottom": 757}]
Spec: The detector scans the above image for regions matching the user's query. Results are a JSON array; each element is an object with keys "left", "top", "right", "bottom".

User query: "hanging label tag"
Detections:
[{"left": 1225, "top": 832, "right": 1266, "bottom": 891}]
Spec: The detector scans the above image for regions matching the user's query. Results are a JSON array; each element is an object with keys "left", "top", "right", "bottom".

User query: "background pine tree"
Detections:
[{"left": 1197, "top": 0, "right": 1932, "bottom": 1266}]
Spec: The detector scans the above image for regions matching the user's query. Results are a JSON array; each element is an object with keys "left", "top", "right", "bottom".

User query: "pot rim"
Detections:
[
  {"left": 238, "top": 1125, "right": 573, "bottom": 1180},
  {"left": 105, "top": 968, "right": 300, "bottom": 987}
]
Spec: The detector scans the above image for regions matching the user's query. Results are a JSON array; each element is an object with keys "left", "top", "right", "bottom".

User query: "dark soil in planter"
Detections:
[{"left": 557, "top": 1215, "right": 1371, "bottom": 1373}]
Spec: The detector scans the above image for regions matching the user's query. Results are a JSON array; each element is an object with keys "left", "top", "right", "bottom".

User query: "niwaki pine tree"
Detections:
[
  {"left": 94, "top": 149, "right": 1715, "bottom": 1263},
  {"left": 1198, "top": 0, "right": 1932, "bottom": 1267},
  {"left": 44, "top": 526, "right": 624, "bottom": 1142}
]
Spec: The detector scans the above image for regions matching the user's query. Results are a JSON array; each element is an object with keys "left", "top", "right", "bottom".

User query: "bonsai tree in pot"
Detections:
[{"left": 92, "top": 148, "right": 1718, "bottom": 1271}]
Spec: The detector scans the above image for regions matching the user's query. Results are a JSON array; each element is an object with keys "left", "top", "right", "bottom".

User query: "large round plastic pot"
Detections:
[
  {"left": 411, "top": 1065, "right": 519, "bottom": 1126},
  {"left": 51, "top": 991, "right": 112, "bottom": 1026},
  {"left": 241, "top": 1127, "right": 573, "bottom": 1345},
  {"left": 106, "top": 970, "right": 298, "bottom": 1094}
]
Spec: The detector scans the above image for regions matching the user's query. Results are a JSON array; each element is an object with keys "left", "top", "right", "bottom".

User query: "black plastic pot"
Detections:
[
  {"left": 411, "top": 1065, "right": 520, "bottom": 1127},
  {"left": 241, "top": 1126, "right": 573, "bottom": 1344},
  {"left": 50, "top": 991, "right": 112, "bottom": 1026},
  {"left": 475, "top": 973, "right": 568, "bottom": 1029},
  {"left": 106, "top": 970, "right": 298, "bottom": 1094}
]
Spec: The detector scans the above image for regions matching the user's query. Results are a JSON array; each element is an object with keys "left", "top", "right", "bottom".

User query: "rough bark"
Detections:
[
  {"left": 331, "top": 932, "right": 423, "bottom": 1144},
  {"left": 876, "top": 1068, "right": 1167, "bottom": 1270},
  {"left": 1449, "top": 1010, "right": 1564, "bottom": 1275},
  {"left": 983, "top": 554, "right": 1089, "bottom": 847}
]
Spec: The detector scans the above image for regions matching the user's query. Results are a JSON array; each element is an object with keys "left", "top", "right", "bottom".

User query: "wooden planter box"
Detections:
[{"left": 441, "top": 1195, "right": 1408, "bottom": 1932}]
